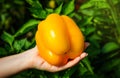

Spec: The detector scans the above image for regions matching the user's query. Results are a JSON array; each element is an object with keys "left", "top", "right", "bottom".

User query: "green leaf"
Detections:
[
  {"left": 85, "top": 27, "right": 96, "bottom": 36},
  {"left": 81, "top": 16, "right": 93, "bottom": 26},
  {"left": 13, "top": 39, "right": 26, "bottom": 52},
  {"left": 45, "top": 8, "right": 53, "bottom": 14},
  {"left": 30, "top": 7, "right": 47, "bottom": 19},
  {"left": 54, "top": 3, "right": 63, "bottom": 14},
  {"left": 102, "top": 42, "right": 120, "bottom": 53},
  {"left": 79, "top": 62, "right": 88, "bottom": 75},
  {"left": 63, "top": 66, "right": 77, "bottom": 78},
  {"left": 24, "top": 39, "right": 34, "bottom": 49},
  {"left": 26, "top": 0, "right": 47, "bottom": 19},
  {"left": 62, "top": 0, "right": 75, "bottom": 15},
  {"left": 96, "top": 1, "right": 110, "bottom": 9},
  {"left": 112, "top": 0, "right": 120, "bottom": 5},
  {"left": 74, "top": 13, "right": 82, "bottom": 20},
  {"left": 0, "top": 47, "right": 7, "bottom": 56},
  {"left": 80, "top": 1, "right": 93, "bottom": 9},
  {"left": 80, "top": 9, "right": 94, "bottom": 16},
  {"left": 80, "top": 0, "right": 110, "bottom": 9},
  {"left": 101, "top": 58, "right": 120, "bottom": 72},
  {"left": 107, "top": 0, "right": 120, "bottom": 35},
  {"left": 90, "top": 34, "right": 102, "bottom": 41},
  {"left": 14, "top": 19, "right": 39, "bottom": 37},
  {"left": 94, "top": 17, "right": 112, "bottom": 24},
  {"left": 1, "top": 31, "right": 14, "bottom": 46},
  {"left": 26, "top": 0, "right": 42, "bottom": 8},
  {"left": 51, "top": 73, "right": 59, "bottom": 78},
  {"left": 13, "top": 38, "right": 35, "bottom": 52},
  {"left": 81, "top": 57, "right": 94, "bottom": 74}
]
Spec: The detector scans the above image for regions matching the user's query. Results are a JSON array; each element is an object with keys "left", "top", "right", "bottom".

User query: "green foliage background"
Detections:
[{"left": 0, "top": 0, "right": 120, "bottom": 78}]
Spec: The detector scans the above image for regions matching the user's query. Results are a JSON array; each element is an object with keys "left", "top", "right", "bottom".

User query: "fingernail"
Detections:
[
  {"left": 85, "top": 53, "right": 88, "bottom": 56},
  {"left": 86, "top": 42, "right": 90, "bottom": 47}
]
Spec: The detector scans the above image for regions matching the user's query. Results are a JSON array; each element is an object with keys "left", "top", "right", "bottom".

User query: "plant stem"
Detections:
[{"left": 106, "top": 0, "right": 120, "bottom": 44}]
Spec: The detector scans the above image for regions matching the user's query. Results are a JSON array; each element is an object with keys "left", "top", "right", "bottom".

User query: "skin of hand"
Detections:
[{"left": 0, "top": 43, "right": 89, "bottom": 77}]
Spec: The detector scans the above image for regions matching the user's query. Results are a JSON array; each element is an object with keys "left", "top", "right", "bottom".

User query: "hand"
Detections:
[
  {"left": 29, "top": 42, "right": 89, "bottom": 72},
  {"left": 0, "top": 42, "right": 89, "bottom": 77}
]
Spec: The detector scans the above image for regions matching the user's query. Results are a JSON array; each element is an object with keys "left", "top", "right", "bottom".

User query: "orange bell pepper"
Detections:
[{"left": 35, "top": 14, "right": 84, "bottom": 66}]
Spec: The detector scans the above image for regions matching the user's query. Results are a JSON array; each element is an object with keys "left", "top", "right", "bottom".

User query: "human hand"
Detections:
[
  {"left": 0, "top": 42, "right": 88, "bottom": 77},
  {"left": 28, "top": 42, "right": 89, "bottom": 72}
]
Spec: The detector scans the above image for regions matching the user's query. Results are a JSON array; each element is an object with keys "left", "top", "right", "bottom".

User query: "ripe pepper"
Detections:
[{"left": 35, "top": 14, "right": 84, "bottom": 66}]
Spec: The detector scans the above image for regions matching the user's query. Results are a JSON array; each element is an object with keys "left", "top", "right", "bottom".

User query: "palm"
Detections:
[
  {"left": 34, "top": 52, "right": 87, "bottom": 72},
  {"left": 32, "top": 42, "right": 89, "bottom": 72}
]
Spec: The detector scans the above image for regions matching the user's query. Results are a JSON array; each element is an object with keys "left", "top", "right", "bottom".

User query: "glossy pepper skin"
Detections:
[{"left": 35, "top": 14, "right": 84, "bottom": 66}]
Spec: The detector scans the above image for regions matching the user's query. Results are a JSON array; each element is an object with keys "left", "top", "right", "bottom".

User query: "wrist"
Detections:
[{"left": 23, "top": 46, "right": 39, "bottom": 69}]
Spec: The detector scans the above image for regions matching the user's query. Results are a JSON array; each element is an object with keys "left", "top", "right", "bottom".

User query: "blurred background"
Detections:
[{"left": 0, "top": 0, "right": 120, "bottom": 78}]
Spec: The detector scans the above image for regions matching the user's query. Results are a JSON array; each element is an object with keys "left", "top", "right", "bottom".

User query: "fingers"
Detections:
[
  {"left": 63, "top": 52, "right": 88, "bottom": 68},
  {"left": 85, "top": 42, "right": 90, "bottom": 49},
  {"left": 54, "top": 52, "right": 88, "bottom": 72},
  {"left": 79, "top": 52, "right": 88, "bottom": 59}
]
